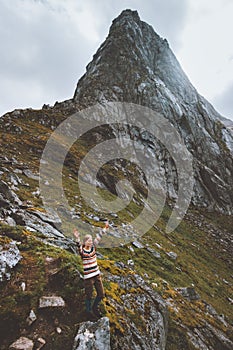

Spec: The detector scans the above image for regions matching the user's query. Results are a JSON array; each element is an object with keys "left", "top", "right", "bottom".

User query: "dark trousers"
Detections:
[{"left": 84, "top": 274, "right": 105, "bottom": 300}]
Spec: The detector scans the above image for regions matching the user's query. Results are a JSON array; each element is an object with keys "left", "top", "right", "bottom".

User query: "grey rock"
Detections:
[
  {"left": 187, "top": 323, "right": 233, "bottom": 350},
  {"left": 23, "top": 169, "right": 40, "bottom": 181},
  {"left": 146, "top": 247, "right": 161, "bottom": 258},
  {"left": 7, "top": 173, "right": 22, "bottom": 186},
  {"left": 34, "top": 337, "right": 46, "bottom": 350},
  {"left": 107, "top": 273, "right": 168, "bottom": 350},
  {"left": 176, "top": 287, "right": 200, "bottom": 301},
  {"left": 73, "top": 317, "right": 110, "bottom": 350},
  {"left": 27, "top": 208, "right": 62, "bottom": 228},
  {"left": 0, "top": 240, "right": 22, "bottom": 282},
  {"left": 166, "top": 251, "right": 178, "bottom": 260},
  {"left": 127, "top": 259, "right": 134, "bottom": 266},
  {"left": 0, "top": 180, "right": 22, "bottom": 206},
  {"left": 9, "top": 337, "right": 34, "bottom": 350},
  {"left": 4, "top": 216, "right": 16, "bottom": 226},
  {"left": 132, "top": 241, "right": 144, "bottom": 249},
  {"left": 26, "top": 309, "right": 37, "bottom": 326},
  {"left": 39, "top": 296, "right": 65, "bottom": 308},
  {"left": 73, "top": 9, "right": 233, "bottom": 216},
  {"left": 13, "top": 168, "right": 23, "bottom": 174},
  {"left": 12, "top": 209, "right": 66, "bottom": 242}
]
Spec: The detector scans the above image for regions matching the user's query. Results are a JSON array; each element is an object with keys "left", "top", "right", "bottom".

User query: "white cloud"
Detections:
[
  {"left": 0, "top": 0, "right": 101, "bottom": 114},
  {"left": 0, "top": 0, "right": 232, "bottom": 120},
  {"left": 213, "top": 81, "right": 233, "bottom": 120},
  {"left": 177, "top": 0, "right": 233, "bottom": 116}
]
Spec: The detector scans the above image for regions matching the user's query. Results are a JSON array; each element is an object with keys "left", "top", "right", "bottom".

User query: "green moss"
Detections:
[
  {"left": 0, "top": 224, "right": 84, "bottom": 349},
  {"left": 105, "top": 300, "right": 126, "bottom": 335}
]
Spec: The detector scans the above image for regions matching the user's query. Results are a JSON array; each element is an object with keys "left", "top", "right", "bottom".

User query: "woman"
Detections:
[{"left": 73, "top": 220, "right": 109, "bottom": 319}]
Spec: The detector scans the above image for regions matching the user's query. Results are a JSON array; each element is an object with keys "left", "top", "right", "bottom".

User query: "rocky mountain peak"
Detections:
[
  {"left": 1, "top": 9, "right": 233, "bottom": 350},
  {"left": 73, "top": 9, "right": 197, "bottom": 105},
  {"left": 111, "top": 9, "right": 141, "bottom": 25},
  {"left": 73, "top": 9, "right": 233, "bottom": 215}
]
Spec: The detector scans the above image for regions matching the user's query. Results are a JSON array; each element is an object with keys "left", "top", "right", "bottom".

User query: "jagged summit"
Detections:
[
  {"left": 73, "top": 9, "right": 197, "bottom": 105},
  {"left": 111, "top": 9, "right": 141, "bottom": 24},
  {"left": 73, "top": 9, "right": 233, "bottom": 214}
]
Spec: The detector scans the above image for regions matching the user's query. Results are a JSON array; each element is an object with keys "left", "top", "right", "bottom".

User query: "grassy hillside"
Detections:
[
  {"left": 0, "top": 108, "right": 232, "bottom": 349},
  {"left": 1, "top": 203, "right": 232, "bottom": 349}
]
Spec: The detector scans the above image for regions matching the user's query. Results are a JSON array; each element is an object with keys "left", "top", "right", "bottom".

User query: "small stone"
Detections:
[
  {"left": 5, "top": 216, "right": 16, "bottom": 226},
  {"left": 34, "top": 337, "right": 46, "bottom": 350},
  {"left": 127, "top": 259, "right": 134, "bottom": 267},
  {"left": 56, "top": 327, "right": 62, "bottom": 334},
  {"left": 146, "top": 247, "right": 161, "bottom": 258},
  {"left": 129, "top": 246, "right": 134, "bottom": 253},
  {"left": 155, "top": 243, "right": 162, "bottom": 249},
  {"left": 132, "top": 241, "right": 144, "bottom": 249},
  {"left": 21, "top": 282, "right": 26, "bottom": 291},
  {"left": 167, "top": 251, "right": 178, "bottom": 260},
  {"left": 26, "top": 309, "right": 37, "bottom": 326},
  {"left": 152, "top": 282, "right": 158, "bottom": 288}
]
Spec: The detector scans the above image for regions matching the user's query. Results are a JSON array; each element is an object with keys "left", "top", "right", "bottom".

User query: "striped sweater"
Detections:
[
  {"left": 76, "top": 229, "right": 106, "bottom": 279},
  {"left": 78, "top": 244, "right": 100, "bottom": 279}
]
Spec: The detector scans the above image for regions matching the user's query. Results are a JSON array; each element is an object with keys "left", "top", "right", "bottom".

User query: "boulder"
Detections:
[
  {"left": 0, "top": 240, "right": 22, "bottom": 282},
  {"left": 73, "top": 317, "right": 110, "bottom": 350},
  {"left": 9, "top": 337, "right": 34, "bottom": 350}
]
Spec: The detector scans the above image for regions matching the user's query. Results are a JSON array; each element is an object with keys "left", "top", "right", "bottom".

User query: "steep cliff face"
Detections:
[{"left": 73, "top": 9, "right": 233, "bottom": 215}]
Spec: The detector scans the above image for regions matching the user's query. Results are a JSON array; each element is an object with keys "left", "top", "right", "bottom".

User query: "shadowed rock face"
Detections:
[{"left": 73, "top": 9, "right": 233, "bottom": 215}]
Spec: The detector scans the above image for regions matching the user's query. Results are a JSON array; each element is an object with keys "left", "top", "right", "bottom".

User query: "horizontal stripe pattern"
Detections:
[{"left": 79, "top": 245, "right": 100, "bottom": 279}]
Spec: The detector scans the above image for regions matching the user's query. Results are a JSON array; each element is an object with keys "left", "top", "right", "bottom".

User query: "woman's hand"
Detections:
[
  {"left": 105, "top": 220, "right": 109, "bottom": 229},
  {"left": 73, "top": 228, "right": 80, "bottom": 241}
]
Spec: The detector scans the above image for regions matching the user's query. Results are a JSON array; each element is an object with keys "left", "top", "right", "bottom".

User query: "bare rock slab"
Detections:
[{"left": 39, "top": 296, "right": 65, "bottom": 308}]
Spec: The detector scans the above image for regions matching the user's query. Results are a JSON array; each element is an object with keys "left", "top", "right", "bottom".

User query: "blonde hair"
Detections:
[{"left": 83, "top": 234, "right": 92, "bottom": 245}]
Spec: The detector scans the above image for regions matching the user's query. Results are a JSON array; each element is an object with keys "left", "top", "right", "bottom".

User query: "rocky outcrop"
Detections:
[
  {"left": 73, "top": 9, "right": 233, "bottom": 215},
  {"left": 0, "top": 159, "right": 75, "bottom": 249},
  {"left": 73, "top": 317, "right": 110, "bottom": 350},
  {"left": 168, "top": 298, "right": 233, "bottom": 350},
  {"left": 0, "top": 240, "right": 22, "bottom": 281},
  {"left": 187, "top": 323, "right": 233, "bottom": 350},
  {"left": 105, "top": 271, "right": 168, "bottom": 350}
]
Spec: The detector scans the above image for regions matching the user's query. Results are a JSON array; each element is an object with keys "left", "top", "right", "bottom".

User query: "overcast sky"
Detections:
[{"left": 1, "top": 0, "right": 233, "bottom": 120}]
